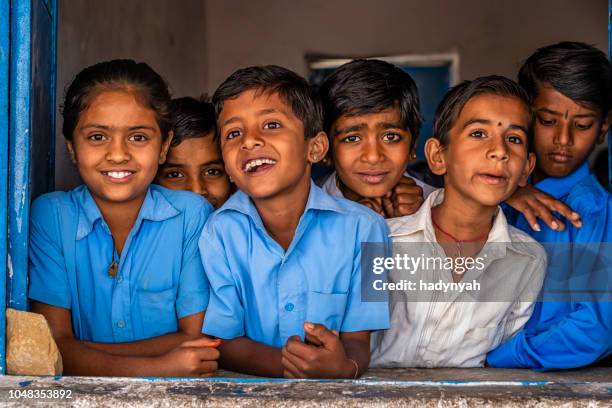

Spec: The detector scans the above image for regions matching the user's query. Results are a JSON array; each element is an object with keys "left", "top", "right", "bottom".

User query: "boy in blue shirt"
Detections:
[
  {"left": 487, "top": 42, "right": 612, "bottom": 370},
  {"left": 200, "top": 65, "right": 390, "bottom": 378}
]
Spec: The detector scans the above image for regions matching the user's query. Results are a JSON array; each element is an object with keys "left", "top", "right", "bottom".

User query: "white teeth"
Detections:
[
  {"left": 243, "top": 158, "right": 277, "bottom": 172},
  {"left": 106, "top": 171, "right": 133, "bottom": 179}
]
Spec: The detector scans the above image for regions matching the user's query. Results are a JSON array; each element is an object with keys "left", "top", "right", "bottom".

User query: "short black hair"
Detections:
[
  {"left": 169, "top": 96, "right": 216, "bottom": 147},
  {"left": 519, "top": 41, "right": 612, "bottom": 116},
  {"left": 433, "top": 75, "right": 533, "bottom": 149},
  {"left": 212, "top": 65, "right": 323, "bottom": 139},
  {"left": 62, "top": 59, "right": 172, "bottom": 141},
  {"left": 319, "top": 59, "right": 422, "bottom": 151}
]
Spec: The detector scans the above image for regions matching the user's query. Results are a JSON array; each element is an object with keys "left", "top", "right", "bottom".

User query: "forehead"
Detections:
[
  {"left": 334, "top": 107, "right": 403, "bottom": 128},
  {"left": 218, "top": 89, "right": 298, "bottom": 122},
  {"left": 166, "top": 135, "right": 220, "bottom": 163},
  {"left": 456, "top": 94, "right": 529, "bottom": 126},
  {"left": 533, "top": 84, "right": 599, "bottom": 116},
  {"left": 78, "top": 90, "right": 159, "bottom": 126}
]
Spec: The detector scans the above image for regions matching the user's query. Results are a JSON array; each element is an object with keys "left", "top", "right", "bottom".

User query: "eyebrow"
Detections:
[
  {"left": 378, "top": 122, "right": 403, "bottom": 130},
  {"left": 462, "top": 118, "right": 527, "bottom": 134},
  {"left": 334, "top": 123, "right": 366, "bottom": 136},
  {"left": 79, "top": 124, "right": 157, "bottom": 131},
  {"left": 536, "top": 108, "right": 597, "bottom": 119},
  {"left": 163, "top": 159, "right": 224, "bottom": 168},
  {"left": 221, "top": 108, "right": 289, "bottom": 127}
]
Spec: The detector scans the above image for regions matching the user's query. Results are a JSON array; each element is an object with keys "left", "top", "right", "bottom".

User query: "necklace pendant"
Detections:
[{"left": 108, "top": 261, "right": 118, "bottom": 278}]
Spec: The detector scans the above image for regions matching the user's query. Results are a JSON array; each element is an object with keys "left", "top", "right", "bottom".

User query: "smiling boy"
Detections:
[
  {"left": 487, "top": 42, "right": 612, "bottom": 370},
  {"left": 199, "top": 65, "right": 390, "bottom": 378},
  {"left": 371, "top": 76, "right": 546, "bottom": 368}
]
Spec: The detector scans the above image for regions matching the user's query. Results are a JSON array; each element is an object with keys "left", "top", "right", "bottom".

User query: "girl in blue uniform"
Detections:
[{"left": 28, "top": 59, "right": 219, "bottom": 376}]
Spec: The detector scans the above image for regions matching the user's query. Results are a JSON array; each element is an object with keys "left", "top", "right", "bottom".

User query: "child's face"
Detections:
[
  {"left": 156, "top": 135, "right": 232, "bottom": 208},
  {"left": 217, "top": 89, "right": 327, "bottom": 201},
  {"left": 66, "top": 90, "right": 171, "bottom": 207},
  {"left": 427, "top": 94, "right": 535, "bottom": 207},
  {"left": 532, "top": 83, "right": 608, "bottom": 179},
  {"left": 331, "top": 108, "right": 412, "bottom": 199}
]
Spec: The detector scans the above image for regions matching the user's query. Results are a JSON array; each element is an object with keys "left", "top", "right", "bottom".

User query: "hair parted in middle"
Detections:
[
  {"left": 212, "top": 65, "right": 324, "bottom": 139},
  {"left": 433, "top": 75, "right": 533, "bottom": 149}
]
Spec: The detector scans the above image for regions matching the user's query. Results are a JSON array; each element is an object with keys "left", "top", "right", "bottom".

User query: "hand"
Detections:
[
  {"left": 382, "top": 176, "right": 424, "bottom": 218},
  {"left": 357, "top": 197, "right": 385, "bottom": 217},
  {"left": 157, "top": 336, "right": 221, "bottom": 377},
  {"left": 281, "top": 323, "right": 356, "bottom": 379},
  {"left": 505, "top": 184, "right": 582, "bottom": 231}
]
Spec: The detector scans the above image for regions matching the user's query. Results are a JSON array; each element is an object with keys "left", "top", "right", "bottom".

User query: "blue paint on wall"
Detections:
[
  {"left": 8, "top": 0, "right": 33, "bottom": 312},
  {"left": 0, "top": 0, "right": 11, "bottom": 375}
]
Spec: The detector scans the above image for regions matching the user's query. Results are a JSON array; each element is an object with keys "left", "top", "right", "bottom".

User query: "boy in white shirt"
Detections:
[{"left": 370, "top": 75, "right": 547, "bottom": 368}]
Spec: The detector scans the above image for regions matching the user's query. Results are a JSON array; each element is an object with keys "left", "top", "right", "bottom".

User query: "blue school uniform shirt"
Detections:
[
  {"left": 487, "top": 162, "right": 612, "bottom": 370},
  {"left": 201, "top": 182, "right": 390, "bottom": 348},
  {"left": 28, "top": 184, "right": 212, "bottom": 343}
]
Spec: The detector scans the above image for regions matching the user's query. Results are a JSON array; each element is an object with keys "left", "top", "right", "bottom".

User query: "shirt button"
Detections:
[
  {"left": 117, "top": 276, "right": 123, "bottom": 283},
  {"left": 117, "top": 320, "right": 126, "bottom": 328},
  {"left": 284, "top": 303, "right": 294, "bottom": 312}
]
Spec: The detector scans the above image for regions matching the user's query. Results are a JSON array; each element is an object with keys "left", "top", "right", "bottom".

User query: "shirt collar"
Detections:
[
  {"left": 76, "top": 186, "right": 180, "bottom": 240},
  {"left": 534, "top": 161, "right": 591, "bottom": 199},
  {"left": 387, "top": 188, "right": 531, "bottom": 257},
  {"left": 218, "top": 180, "right": 346, "bottom": 220}
]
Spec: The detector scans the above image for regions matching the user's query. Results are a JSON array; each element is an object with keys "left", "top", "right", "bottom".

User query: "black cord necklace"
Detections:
[{"left": 108, "top": 237, "right": 118, "bottom": 278}]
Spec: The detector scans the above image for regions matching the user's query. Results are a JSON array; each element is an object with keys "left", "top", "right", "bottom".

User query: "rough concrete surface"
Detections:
[{"left": 0, "top": 368, "right": 610, "bottom": 407}]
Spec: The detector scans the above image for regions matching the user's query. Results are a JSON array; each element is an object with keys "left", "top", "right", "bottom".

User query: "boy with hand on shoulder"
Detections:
[
  {"left": 200, "top": 65, "right": 390, "bottom": 378},
  {"left": 156, "top": 97, "right": 233, "bottom": 208},
  {"left": 319, "top": 59, "right": 582, "bottom": 231},
  {"left": 487, "top": 42, "right": 612, "bottom": 370},
  {"left": 370, "top": 76, "right": 546, "bottom": 368}
]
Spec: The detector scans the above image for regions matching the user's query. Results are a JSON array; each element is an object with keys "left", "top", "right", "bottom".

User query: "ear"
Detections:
[
  {"left": 65, "top": 140, "right": 77, "bottom": 164},
  {"left": 159, "top": 130, "right": 174, "bottom": 165},
  {"left": 597, "top": 112, "right": 611, "bottom": 144},
  {"left": 307, "top": 131, "right": 329, "bottom": 164},
  {"left": 424, "top": 138, "right": 447, "bottom": 176},
  {"left": 518, "top": 152, "right": 536, "bottom": 187}
]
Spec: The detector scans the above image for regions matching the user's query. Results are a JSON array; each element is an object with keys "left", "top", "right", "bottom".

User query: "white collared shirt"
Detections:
[
  {"left": 370, "top": 188, "right": 547, "bottom": 368},
  {"left": 318, "top": 171, "right": 438, "bottom": 201}
]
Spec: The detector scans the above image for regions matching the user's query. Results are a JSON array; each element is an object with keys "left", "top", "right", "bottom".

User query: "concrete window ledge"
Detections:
[{"left": 0, "top": 367, "right": 610, "bottom": 407}]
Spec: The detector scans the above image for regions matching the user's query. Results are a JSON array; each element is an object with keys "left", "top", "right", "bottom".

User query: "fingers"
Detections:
[
  {"left": 285, "top": 335, "right": 315, "bottom": 357},
  {"left": 304, "top": 322, "right": 340, "bottom": 350},
  {"left": 181, "top": 336, "right": 222, "bottom": 348},
  {"left": 185, "top": 345, "right": 221, "bottom": 362},
  {"left": 519, "top": 206, "right": 541, "bottom": 232},
  {"left": 381, "top": 194, "right": 395, "bottom": 218},
  {"left": 304, "top": 332, "right": 324, "bottom": 347},
  {"left": 529, "top": 199, "right": 565, "bottom": 231},
  {"left": 196, "top": 360, "right": 219, "bottom": 376},
  {"left": 391, "top": 182, "right": 423, "bottom": 217},
  {"left": 358, "top": 198, "right": 385, "bottom": 217},
  {"left": 537, "top": 195, "right": 582, "bottom": 228},
  {"left": 281, "top": 348, "right": 307, "bottom": 378}
]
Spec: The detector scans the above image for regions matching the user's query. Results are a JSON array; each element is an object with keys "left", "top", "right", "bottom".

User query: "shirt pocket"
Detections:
[
  {"left": 306, "top": 291, "right": 348, "bottom": 332},
  {"left": 138, "top": 286, "right": 178, "bottom": 338}
]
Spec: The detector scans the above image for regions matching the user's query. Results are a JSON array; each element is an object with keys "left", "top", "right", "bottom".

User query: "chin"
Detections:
[{"left": 350, "top": 183, "right": 394, "bottom": 199}]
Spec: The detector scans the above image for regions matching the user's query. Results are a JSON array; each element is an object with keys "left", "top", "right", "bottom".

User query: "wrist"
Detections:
[{"left": 341, "top": 358, "right": 359, "bottom": 379}]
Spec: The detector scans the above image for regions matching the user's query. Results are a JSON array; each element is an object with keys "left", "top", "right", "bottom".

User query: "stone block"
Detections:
[{"left": 6, "top": 308, "right": 63, "bottom": 375}]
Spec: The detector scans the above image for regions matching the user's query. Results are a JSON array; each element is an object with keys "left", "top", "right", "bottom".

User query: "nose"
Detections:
[
  {"left": 240, "top": 129, "right": 264, "bottom": 150},
  {"left": 189, "top": 176, "right": 208, "bottom": 197},
  {"left": 553, "top": 122, "right": 573, "bottom": 147},
  {"left": 106, "top": 137, "right": 130, "bottom": 163},
  {"left": 360, "top": 138, "right": 384, "bottom": 164},
  {"left": 486, "top": 135, "right": 509, "bottom": 162}
]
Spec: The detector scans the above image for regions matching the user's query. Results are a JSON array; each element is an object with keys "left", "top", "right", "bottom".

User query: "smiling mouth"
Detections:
[
  {"left": 242, "top": 158, "right": 277, "bottom": 174},
  {"left": 477, "top": 172, "right": 509, "bottom": 185},
  {"left": 355, "top": 171, "right": 390, "bottom": 184},
  {"left": 101, "top": 170, "right": 135, "bottom": 181}
]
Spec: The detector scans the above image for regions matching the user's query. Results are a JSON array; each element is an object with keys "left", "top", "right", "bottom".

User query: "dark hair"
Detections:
[
  {"left": 61, "top": 59, "right": 172, "bottom": 141},
  {"left": 519, "top": 42, "right": 612, "bottom": 117},
  {"left": 319, "top": 59, "right": 422, "bottom": 150},
  {"left": 212, "top": 65, "right": 323, "bottom": 139},
  {"left": 433, "top": 75, "right": 533, "bottom": 148},
  {"left": 169, "top": 96, "right": 216, "bottom": 147}
]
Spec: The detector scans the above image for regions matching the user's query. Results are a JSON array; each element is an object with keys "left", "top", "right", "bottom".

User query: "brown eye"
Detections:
[
  {"left": 340, "top": 135, "right": 361, "bottom": 143},
  {"left": 88, "top": 133, "right": 107, "bottom": 142},
  {"left": 538, "top": 117, "right": 555, "bottom": 126},
  {"left": 128, "top": 134, "right": 148, "bottom": 142},
  {"left": 164, "top": 171, "right": 184, "bottom": 179}
]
